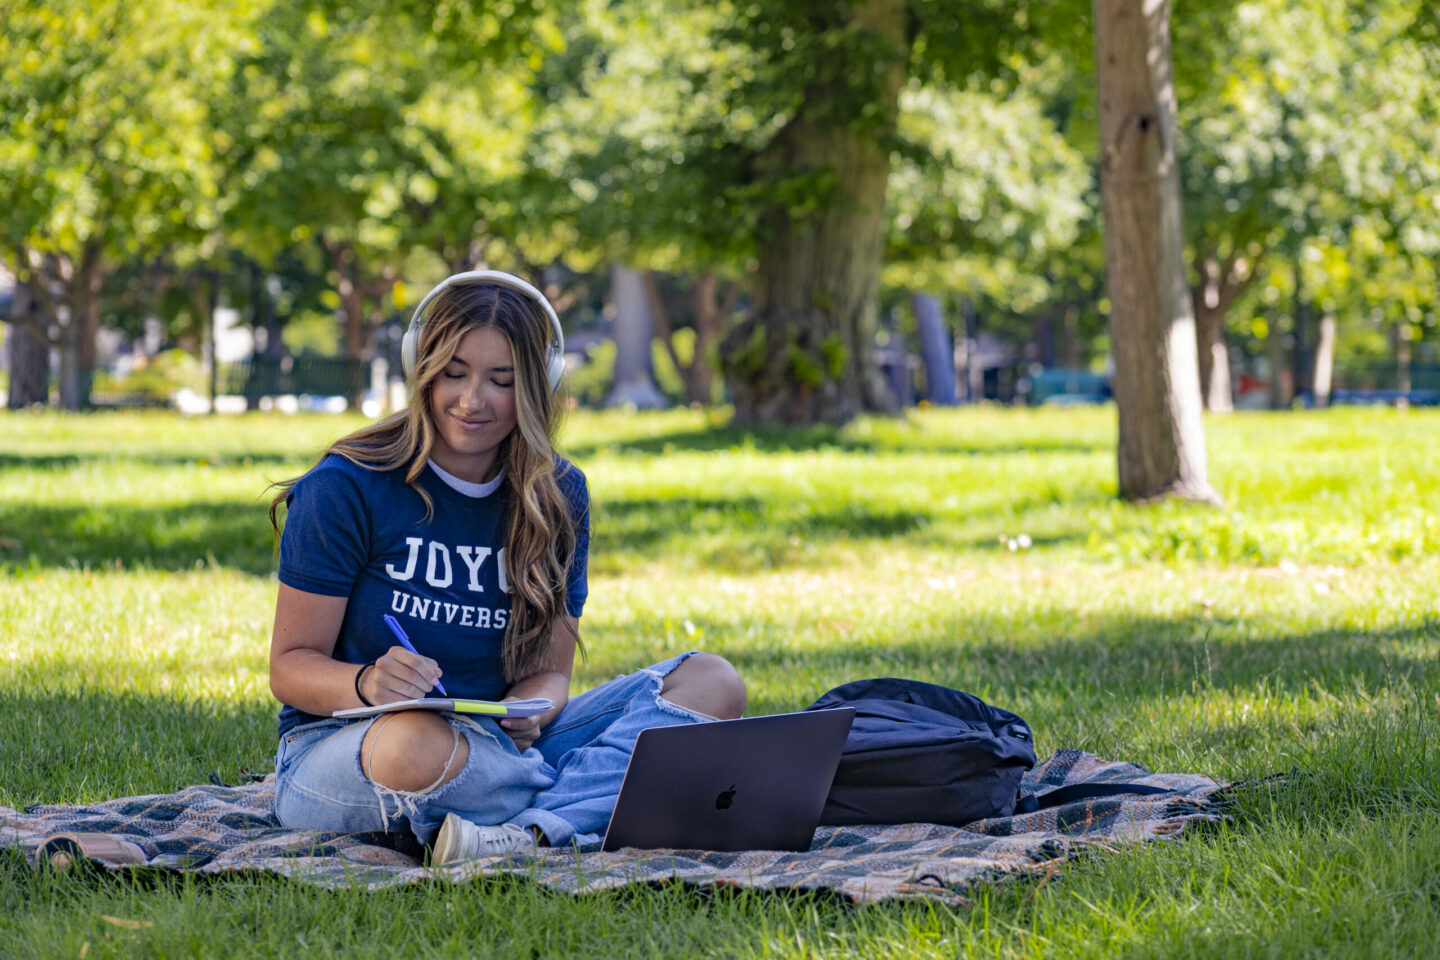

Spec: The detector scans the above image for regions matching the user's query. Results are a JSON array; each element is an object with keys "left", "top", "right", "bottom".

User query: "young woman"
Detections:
[{"left": 267, "top": 271, "right": 745, "bottom": 862}]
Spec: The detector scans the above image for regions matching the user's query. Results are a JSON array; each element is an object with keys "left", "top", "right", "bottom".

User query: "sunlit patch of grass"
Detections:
[{"left": 0, "top": 406, "right": 1436, "bottom": 958}]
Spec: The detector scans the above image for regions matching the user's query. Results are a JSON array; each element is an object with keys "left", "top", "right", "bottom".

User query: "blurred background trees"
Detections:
[{"left": 2, "top": 0, "right": 1436, "bottom": 477}]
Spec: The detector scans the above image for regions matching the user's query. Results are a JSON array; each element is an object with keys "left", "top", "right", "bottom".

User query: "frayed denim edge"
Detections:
[
  {"left": 362, "top": 714, "right": 509, "bottom": 837},
  {"left": 642, "top": 649, "right": 718, "bottom": 722}
]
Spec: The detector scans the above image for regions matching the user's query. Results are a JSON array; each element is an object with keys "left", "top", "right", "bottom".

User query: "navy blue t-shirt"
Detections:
[{"left": 275, "top": 453, "right": 589, "bottom": 736}]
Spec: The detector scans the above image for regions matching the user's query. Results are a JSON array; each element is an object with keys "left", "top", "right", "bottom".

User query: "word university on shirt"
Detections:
[{"left": 384, "top": 536, "right": 511, "bottom": 631}]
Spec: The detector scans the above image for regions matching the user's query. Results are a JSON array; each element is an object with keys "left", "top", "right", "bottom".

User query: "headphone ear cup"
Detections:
[
  {"left": 401, "top": 322, "right": 419, "bottom": 379},
  {"left": 547, "top": 348, "right": 565, "bottom": 394}
]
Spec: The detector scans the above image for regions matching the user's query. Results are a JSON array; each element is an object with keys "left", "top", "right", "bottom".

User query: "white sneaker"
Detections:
[{"left": 431, "top": 814, "right": 536, "bottom": 865}]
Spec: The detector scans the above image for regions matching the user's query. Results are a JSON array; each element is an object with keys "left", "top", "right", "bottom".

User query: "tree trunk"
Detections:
[
  {"left": 244, "top": 262, "right": 282, "bottom": 410},
  {"left": 6, "top": 284, "right": 50, "bottom": 407},
  {"left": 192, "top": 271, "right": 219, "bottom": 414},
  {"left": 1206, "top": 340, "right": 1233, "bottom": 413},
  {"left": 961, "top": 296, "right": 982, "bottom": 402},
  {"left": 720, "top": 0, "right": 905, "bottom": 425},
  {"left": 330, "top": 244, "right": 368, "bottom": 411},
  {"left": 1093, "top": 0, "right": 1220, "bottom": 504},
  {"left": 686, "top": 273, "right": 731, "bottom": 406},
  {"left": 75, "top": 243, "right": 103, "bottom": 409},
  {"left": 1192, "top": 257, "right": 1231, "bottom": 412},
  {"left": 642, "top": 270, "right": 728, "bottom": 406},
  {"left": 1312, "top": 311, "right": 1336, "bottom": 408},
  {"left": 1265, "top": 324, "right": 1289, "bottom": 409},
  {"left": 1290, "top": 257, "right": 1311, "bottom": 403},
  {"left": 910, "top": 291, "right": 957, "bottom": 405},
  {"left": 50, "top": 244, "right": 104, "bottom": 411},
  {"left": 1394, "top": 323, "right": 1412, "bottom": 398},
  {"left": 606, "top": 265, "right": 668, "bottom": 409},
  {"left": 1193, "top": 304, "right": 1233, "bottom": 413},
  {"left": 56, "top": 314, "right": 82, "bottom": 411},
  {"left": 1190, "top": 247, "right": 1263, "bottom": 413}
]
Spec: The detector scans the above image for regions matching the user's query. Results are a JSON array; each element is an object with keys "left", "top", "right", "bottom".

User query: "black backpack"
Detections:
[{"left": 806, "top": 678, "right": 1169, "bottom": 827}]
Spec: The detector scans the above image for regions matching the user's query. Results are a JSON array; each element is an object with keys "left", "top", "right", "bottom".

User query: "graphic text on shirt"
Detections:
[{"left": 383, "top": 536, "right": 511, "bottom": 593}]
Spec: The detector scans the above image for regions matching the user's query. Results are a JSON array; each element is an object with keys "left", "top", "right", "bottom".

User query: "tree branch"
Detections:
[{"left": 1214, "top": 241, "right": 1269, "bottom": 319}]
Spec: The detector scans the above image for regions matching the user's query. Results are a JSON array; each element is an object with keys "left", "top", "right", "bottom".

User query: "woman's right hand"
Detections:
[
  {"left": 361, "top": 646, "right": 445, "bottom": 704},
  {"left": 270, "top": 585, "right": 444, "bottom": 715}
]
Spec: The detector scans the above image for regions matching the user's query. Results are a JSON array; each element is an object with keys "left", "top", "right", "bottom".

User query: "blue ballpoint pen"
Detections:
[{"left": 383, "top": 614, "right": 448, "bottom": 696}]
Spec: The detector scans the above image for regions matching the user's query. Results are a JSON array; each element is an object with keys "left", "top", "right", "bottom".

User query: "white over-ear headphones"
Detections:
[{"left": 401, "top": 270, "right": 566, "bottom": 393}]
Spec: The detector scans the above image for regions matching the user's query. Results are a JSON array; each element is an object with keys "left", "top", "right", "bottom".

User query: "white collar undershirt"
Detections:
[{"left": 427, "top": 458, "right": 505, "bottom": 498}]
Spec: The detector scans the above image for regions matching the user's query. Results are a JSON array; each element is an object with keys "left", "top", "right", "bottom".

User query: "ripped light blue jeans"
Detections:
[{"left": 273, "top": 651, "right": 711, "bottom": 847}]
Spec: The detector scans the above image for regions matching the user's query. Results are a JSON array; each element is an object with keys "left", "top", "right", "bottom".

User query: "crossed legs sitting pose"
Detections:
[{"left": 266, "top": 272, "right": 745, "bottom": 861}]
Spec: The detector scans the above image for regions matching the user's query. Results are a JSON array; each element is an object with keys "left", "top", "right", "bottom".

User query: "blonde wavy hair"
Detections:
[{"left": 269, "top": 281, "right": 581, "bottom": 682}]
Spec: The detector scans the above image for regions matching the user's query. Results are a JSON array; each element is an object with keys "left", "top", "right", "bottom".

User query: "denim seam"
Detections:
[
  {"left": 538, "top": 702, "right": 626, "bottom": 741},
  {"left": 280, "top": 775, "right": 392, "bottom": 812}
]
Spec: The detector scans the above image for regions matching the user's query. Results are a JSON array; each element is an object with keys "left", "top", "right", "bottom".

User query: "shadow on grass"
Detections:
[
  {"left": 589, "top": 485, "right": 1111, "bottom": 567},
  {"left": 565, "top": 425, "right": 1107, "bottom": 459},
  {"left": 591, "top": 497, "right": 932, "bottom": 555},
  {"left": 0, "top": 502, "right": 276, "bottom": 575},
  {"left": 708, "top": 614, "right": 1439, "bottom": 825},
  {"left": 3, "top": 490, "right": 1103, "bottom": 575},
  {"left": 702, "top": 615, "right": 1440, "bottom": 712}
]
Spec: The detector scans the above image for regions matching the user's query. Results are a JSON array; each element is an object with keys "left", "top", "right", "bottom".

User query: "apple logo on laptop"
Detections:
[{"left": 715, "top": 784, "right": 736, "bottom": 810}]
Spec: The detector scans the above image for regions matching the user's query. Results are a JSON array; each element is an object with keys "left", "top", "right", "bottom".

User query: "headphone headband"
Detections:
[{"left": 401, "top": 270, "right": 565, "bottom": 393}]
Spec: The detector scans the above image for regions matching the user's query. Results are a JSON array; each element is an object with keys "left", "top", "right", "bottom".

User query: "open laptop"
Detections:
[{"left": 601, "top": 707, "right": 855, "bottom": 852}]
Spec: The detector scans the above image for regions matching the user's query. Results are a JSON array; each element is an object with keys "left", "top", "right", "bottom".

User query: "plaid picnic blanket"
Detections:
[{"left": 1, "top": 749, "right": 1228, "bottom": 904}]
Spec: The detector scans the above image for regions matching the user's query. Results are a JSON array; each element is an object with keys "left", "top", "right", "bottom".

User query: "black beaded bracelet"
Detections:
[{"left": 354, "top": 660, "right": 376, "bottom": 707}]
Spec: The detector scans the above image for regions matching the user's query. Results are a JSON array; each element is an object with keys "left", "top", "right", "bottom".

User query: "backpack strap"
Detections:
[{"left": 1015, "top": 781, "right": 1174, "bottom": 813}]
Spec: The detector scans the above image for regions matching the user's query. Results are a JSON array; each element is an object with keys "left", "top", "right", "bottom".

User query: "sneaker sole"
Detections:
[{"left": 431, "top": 812, "right": 466, "bottom": 866}]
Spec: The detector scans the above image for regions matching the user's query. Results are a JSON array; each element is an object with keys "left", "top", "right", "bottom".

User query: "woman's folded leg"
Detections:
[
  {"left": 508, "top": 651, "right": 745, "bottom": 846},
  {"left": 274, "top": 712, "right": 555, "bottom": 845}
]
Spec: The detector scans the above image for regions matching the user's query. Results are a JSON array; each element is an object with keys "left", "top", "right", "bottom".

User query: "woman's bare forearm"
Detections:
[{"left": 270, "top": 646, "right": 369, "bottom": 716}]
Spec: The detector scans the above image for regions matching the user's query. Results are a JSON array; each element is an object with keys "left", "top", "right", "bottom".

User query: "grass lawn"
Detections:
[{"left": 1, "top": 404, "right": 1436, "bottom": 958}]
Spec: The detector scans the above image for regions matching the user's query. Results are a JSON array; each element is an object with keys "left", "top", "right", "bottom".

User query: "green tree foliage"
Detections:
[
  {"left": 0, "top": 0, "right": 249, "bottom": 408},
  {"left": 217, "top": 0, "right": 559, "bottom": 381},
  {"left": 883, "top": 70, "right": 1089, "bottom": 310},
  {"left": 523, "top": 0, "right": 765, "bottom": 273},
  {"left": 530, "top": 0, "right": 1090, "bottom": 418},
  {"left": 2, "top": 0, "right": 563, "bottom": 408},
  {"left": 518, "top": 0, "right": 772, "bottom": 405},
  {"left": 1173, "top": 0, "right": 1440, "bottom": 404},
  {"left": 4, "top": 0, "right": 1435, "bottom": 422}
]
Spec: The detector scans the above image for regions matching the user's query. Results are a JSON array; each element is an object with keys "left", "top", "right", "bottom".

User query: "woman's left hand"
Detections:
[
  {"left": 499, "top": 710, "right": 543, "bottom": 752},
  {"left": 498, "top": 617, "right": 578, "bottom": 752}
]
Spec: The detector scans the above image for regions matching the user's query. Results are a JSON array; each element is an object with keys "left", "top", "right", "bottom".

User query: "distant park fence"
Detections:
[
  {"left": 217, "top": 356, "right": 369, "bottom": 404},
  {"left": 1328, "top": 361, "right": 1440, "bottom": 406},
  {"left": 90, "top": 355, "right": 370, "bottom": 411},
  {"left": 81, "top": 355, "right": 1440, "bottom": 412}
]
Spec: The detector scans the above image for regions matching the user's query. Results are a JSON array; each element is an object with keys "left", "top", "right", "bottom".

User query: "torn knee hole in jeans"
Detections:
[
  {"left": 364, "top": 715, "right": 467, "bottom": 831},
  {"left": 647, "top": 664, "right": 720, "bottom": 722}
]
